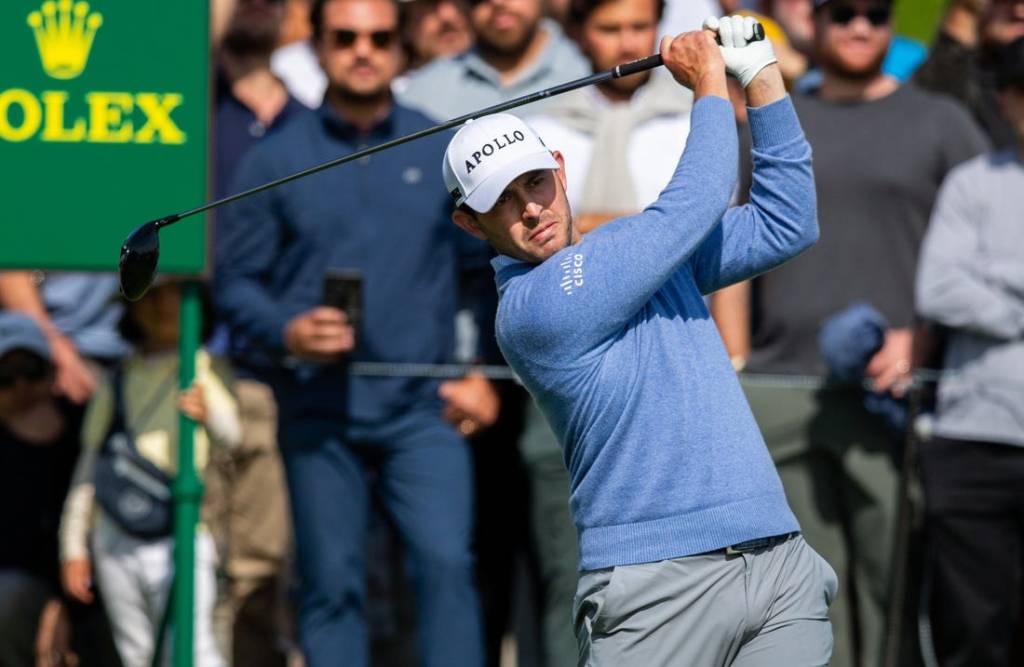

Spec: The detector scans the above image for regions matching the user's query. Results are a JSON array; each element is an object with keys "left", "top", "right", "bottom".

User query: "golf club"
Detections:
[{"left": 119, "top": 25, "right": 765, "bottom": 300}]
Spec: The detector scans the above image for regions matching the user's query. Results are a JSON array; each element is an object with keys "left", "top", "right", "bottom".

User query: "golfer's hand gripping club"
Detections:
[{"left": 703, "top": 15, "right": 775, "bottom": 87}]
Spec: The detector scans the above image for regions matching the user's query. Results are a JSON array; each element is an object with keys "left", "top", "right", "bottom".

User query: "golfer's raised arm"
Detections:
[
  {"left": 497, "top": 33, "right": 738, "bottom": 354},
  {"left": 689, "top": 62, "right": 818, "bottom": 295}
]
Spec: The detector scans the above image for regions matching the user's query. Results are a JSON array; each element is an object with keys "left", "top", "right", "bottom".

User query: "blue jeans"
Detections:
[{"left": 276, "top": 407, "right": 483, "bottom": 667}]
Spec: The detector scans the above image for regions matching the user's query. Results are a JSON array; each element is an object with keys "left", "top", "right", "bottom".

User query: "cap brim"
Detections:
[{"left": 463, "top": 151, "right": 559, "bottom": 213}]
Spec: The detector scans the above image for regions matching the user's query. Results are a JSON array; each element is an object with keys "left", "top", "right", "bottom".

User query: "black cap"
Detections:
[{"left": 997, "top": 37, "right": 1024, "bottom": 89}]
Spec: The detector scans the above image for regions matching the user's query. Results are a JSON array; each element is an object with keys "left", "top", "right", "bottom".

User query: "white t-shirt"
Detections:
[
  {"left": 526, "top": 85, "right": 692, "bottom": 214},
  {"left": 659, "top": 0, "right": 721, "bottom": 38},
  {"left": 271, "top": 40, "right": 327, "bottom": 109}
]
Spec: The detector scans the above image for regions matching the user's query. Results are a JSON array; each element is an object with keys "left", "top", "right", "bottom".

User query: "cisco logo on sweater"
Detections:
[{"left": 559, "top": 253, "right": 584, "bottom": 295}]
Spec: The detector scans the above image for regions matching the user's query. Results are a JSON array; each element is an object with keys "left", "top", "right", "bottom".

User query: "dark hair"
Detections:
[
  {"left": 310, "top": 0, "right": 329, "bottom": 41},
  {"left": 997, "top": 37, "right": 1024, "bottom": 90},
  {"left": 568, "top": 0, "right": 665, "bottom": 30},
  {"left": 117, "top": 281, "right": 215, "bottom": 347}
]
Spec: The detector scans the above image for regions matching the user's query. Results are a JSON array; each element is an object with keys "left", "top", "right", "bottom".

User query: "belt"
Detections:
[{"left": 723, "top": 532, "right": 798, "bottom": 556}]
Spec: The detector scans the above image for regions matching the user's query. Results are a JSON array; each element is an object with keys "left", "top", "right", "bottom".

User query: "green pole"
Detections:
[{"left": 173, "top": 280, "right": 202, "bottom": 667}]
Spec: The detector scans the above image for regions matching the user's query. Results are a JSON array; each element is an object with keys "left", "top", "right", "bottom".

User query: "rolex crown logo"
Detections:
[{"left": 27, "top": 0, "right": 103, "bottom": 80}]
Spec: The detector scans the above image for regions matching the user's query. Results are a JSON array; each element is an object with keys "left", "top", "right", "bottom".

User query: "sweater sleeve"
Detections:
[
  {"left": 916, "top": 162, "right": 1024, "bottom": 340},
  {"left": 689, "top": 95, "right": 818, "bottom": 294},
  {"left": 498, "top": 96, "right": 737, "bottom": 361},
  {"left": 197, "top": 352, "right": 243, "bottom": 449},
  {"left": 213, "top": 148, "right": 293, "bottom": 354},
  {"left": 59, "top": 449, "right": 96, "bottom": 561}
]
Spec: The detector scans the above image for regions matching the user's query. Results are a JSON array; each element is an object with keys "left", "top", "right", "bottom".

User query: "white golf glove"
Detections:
[{"left": 703, "top": 15, "right": 777, "bottom": 88}]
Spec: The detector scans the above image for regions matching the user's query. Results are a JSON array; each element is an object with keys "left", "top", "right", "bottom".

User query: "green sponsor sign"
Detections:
[{"left": 0, "top": 0, "right": 208, "bottom": 273}]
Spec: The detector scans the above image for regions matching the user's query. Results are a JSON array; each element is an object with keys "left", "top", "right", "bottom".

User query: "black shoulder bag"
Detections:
[{"left": 93, "top": 365, "right": 176, "bottom": 540}]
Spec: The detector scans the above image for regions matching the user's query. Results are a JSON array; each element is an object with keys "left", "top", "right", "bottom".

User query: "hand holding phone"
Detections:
[
  {"left": 283, "top": 307, "right": 355, "bottom": 362},
  {"left": 323, "top": 269, "right": 363, "bottom": 333}
]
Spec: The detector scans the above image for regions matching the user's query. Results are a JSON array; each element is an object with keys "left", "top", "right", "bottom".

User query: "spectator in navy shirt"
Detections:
[
  {"left": 214, "top": 0, "right": 498, "bottom": 665},
  {"left": 209, "top": 1, "right": 306, "bottom": 666}
]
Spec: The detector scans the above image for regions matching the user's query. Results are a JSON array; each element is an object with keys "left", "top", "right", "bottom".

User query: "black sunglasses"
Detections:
[
  {"left": 0, "top": 353, "right": 52, "bottom": 389},
  {"left": 330, "top": 29, "right": 398, "bottom": 49},
  {"left": 828, "top": 4, "right": 891, "bottom": 26}
]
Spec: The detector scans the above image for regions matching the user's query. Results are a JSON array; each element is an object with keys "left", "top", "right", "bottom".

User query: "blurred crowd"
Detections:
[{"left": 1, "top": 0, "right": 1022, "bottom": 665}]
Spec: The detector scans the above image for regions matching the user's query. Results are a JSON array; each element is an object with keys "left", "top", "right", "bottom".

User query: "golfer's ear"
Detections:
[
  {"left": 452, "top": 209, "right": 486, "bottom": 240},
  {"left": 552, "top": 150, "right": 567, "bottom": 189}
]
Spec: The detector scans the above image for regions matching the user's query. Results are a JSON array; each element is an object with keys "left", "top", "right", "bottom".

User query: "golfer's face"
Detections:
[
  {"left": 472, "top": 160, "right": 575, "bottom": 264},
  {"left": 317, "top": 0, "right": 403, "bottom": 98}
]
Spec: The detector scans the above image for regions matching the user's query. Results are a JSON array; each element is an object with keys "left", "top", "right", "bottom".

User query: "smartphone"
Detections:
[{"left": 322, "top": 269, "right": 363, "bottom": 332}]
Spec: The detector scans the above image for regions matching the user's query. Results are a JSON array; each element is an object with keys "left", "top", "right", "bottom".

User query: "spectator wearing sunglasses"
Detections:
[
  {"left": 0, "top": 313, "right": 83, "bottom": 666},
  {"left": 916, "top": 0, "right": 1024, "bottom": 148},
  {"left": 715, "top": 1, "right": 988, "bottom": 665},
  {"left": 742, "top": 0, "right": 927, "bottom": 92},
  {"left": 215, "top": 1, "right": 499, "bottom": 665},
  {"left": 797, "top": 0, "right": 894, "bottom": 91}
]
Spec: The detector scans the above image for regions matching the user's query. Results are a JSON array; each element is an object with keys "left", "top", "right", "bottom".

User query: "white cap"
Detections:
[{"left": 442, "top": 113, "right": 558, "bottom": 213}]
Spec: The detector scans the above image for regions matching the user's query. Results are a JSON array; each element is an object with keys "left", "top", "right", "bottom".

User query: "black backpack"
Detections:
[{"left": 93, "top": 365, "right": 174, "bottom": 539}]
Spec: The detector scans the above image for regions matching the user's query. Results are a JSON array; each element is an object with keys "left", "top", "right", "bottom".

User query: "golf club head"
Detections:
[{"left": 118, "top": 219, "right": 163, "bottom": 301}]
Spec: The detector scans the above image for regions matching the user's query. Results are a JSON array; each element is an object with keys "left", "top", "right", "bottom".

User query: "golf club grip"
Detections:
[
  {"left": 613, "top": 54, "right": 664, "bottom": 78},
  {"left": 613, "top": 23, "right": 767, "bottom": 78}
]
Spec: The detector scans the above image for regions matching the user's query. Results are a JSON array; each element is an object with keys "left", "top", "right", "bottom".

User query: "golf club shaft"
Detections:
[{"left": 155, "top": 54, "right": 665, "bottom": 229}]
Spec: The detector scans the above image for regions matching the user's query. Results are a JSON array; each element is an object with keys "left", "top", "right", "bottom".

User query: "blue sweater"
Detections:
[
  {"left": 493, "top": 96, "right": 818, "bottom": 570},
  {"left": 215, "top": 103, "right": 491, "bottom": 423}
]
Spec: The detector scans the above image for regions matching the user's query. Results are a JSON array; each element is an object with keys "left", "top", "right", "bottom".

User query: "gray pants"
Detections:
[{"left": 573, "top": 535, "right": 836, "bottom": 667}]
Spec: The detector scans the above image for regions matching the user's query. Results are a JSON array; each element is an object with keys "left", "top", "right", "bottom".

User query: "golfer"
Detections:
[{"left": 443, "top": 16, "right": 835, "bottom": 666}]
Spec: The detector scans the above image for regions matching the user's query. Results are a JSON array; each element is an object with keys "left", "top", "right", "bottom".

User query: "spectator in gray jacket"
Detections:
[
  {"left": 914, "top": 36, "right": 1024, "bottom": 667},
  {"left": 397, "top": 0, "right": 588, "bottom": 120}
]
